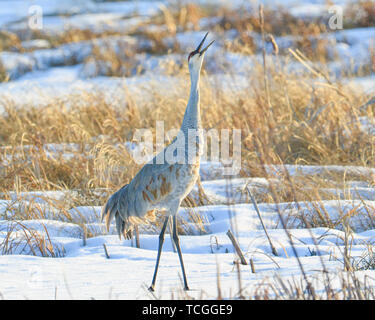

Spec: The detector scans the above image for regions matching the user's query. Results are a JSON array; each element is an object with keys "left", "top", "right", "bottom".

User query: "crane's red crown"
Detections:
[{"left": 188, "top": 50, "right": 198, "bottom": 62}]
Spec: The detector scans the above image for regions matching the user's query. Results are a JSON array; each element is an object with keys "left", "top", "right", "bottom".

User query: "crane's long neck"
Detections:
[{"left": 181, "top": 67, "right": 201, "bottom": 133}]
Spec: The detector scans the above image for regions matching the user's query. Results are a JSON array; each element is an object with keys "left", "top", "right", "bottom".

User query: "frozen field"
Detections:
[
  {"left": 1, "top": 163, "right": 375, "bottom": 299},
  {"left": 0, "top": 0, "right": 375, "bottom": 299}
]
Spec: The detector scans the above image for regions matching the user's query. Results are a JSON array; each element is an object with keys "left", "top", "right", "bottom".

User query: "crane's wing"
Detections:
[
  {"left": 129, "top": 164, "right": 176, "bottom": 209},
  {"left": 101, "top": 159, "right": 178, "bottom": 238}
]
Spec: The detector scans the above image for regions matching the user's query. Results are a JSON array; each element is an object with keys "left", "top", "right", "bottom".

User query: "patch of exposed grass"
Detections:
[
  {"left": 0, "top": 54, "right": 373, "bottom": 189},
  {"left": 0, "top": 30, "right": 22, "bottom": 52},
  {"left": 344, "top": 0, "right": 375, "bottom": 29}
]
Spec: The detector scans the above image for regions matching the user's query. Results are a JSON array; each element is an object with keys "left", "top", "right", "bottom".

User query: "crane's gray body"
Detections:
[{"left": 102, "top": 141, "right": 202, "bottom": 237}]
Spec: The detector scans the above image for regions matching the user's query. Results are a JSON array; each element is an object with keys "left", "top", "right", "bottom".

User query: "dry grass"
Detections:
[
  {"left": 0, "top": 221, "right": 65, "bottom": 257},
  {"left": 344, "top": 0, "right": 375, "bottom": 29},
  {"left": 0, "top": 30, "right": 22, "bottom": 52},
  {"left": 0, "top": 66, "right": 372, "bottom": 188},
  {"left": 0, "top": 58, "right": 373, "bottom": 239},
  {"left": 0, "top": 41, "right": 374, "bottom": 192},
  {"left": 0, "top": 1, "right": 375, "bottom": 299}
]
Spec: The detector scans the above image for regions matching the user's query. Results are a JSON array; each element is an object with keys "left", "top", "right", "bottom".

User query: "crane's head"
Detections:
[{"left": 188, "top": 32, "right": 214, "bottom": 74}]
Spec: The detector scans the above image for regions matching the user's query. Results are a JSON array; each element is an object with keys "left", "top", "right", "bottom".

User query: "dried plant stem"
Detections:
[
  {"left": 250, "top": 258, "right": 256, "bottom": 273},
  {"left": 246, "top": 186, "right": 278, "bottom": 256},
  {"left": 226, "top": 229, "right": 247, "bottom": 265},
  {"left": 103, "top": 243, "right": 110, "bottom": 259},
  {"left": 259, "top": 5, "right": 272, "bottom": 111},
  {"left": 82, "top": 224, "right": 87, "bottom": 246}
]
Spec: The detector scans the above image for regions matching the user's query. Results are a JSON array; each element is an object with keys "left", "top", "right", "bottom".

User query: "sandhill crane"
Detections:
[{"left": 101, "top": 33, "right": 214, "bottom": 291}]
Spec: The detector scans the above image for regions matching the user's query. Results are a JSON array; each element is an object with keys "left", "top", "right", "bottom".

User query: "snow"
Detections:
[
  {"left": 10, "top": 14, "right": 151, "bottom": 36},
  {"left": 0, "top": 71, "right": 251, "bottom": 113},
  {"left": 359, "top": 116, "right": 375, "bottom": 136},
  {"left": 265, "top": 164, "right": 375, "bottom": 178},
  {"left": 0, "top": 222, "right": 374, "bottom": 299},
  {"left": 0, "top": 0, "right": 96, "bottom": 28},
  {"left": 1, "top": 0, "right": 375, "bottom": 300},
  {"left": 0, "top": 165, "right": 375, "bottom": 298},
  {"left": 0, "top": 35, "right": 153, "bottom": 80},
  {"left": 68, "top": 206, "right": 102, "bottom": 224},
  {"left": 21, "top": 39, "right": 51, "bottom": 50},
  {"left": 348, "top": 76, "right": 375, "bottom": 95},
  {"left": 95, "top": 1, "right": 164, "bottom": 17}
]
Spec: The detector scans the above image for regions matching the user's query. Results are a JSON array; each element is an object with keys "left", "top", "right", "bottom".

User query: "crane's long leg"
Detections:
[
  {"left": 149, "top": 215, "right": 169, "bottom": 292},
  {"left": 169, "top": 218, "right": 177, "bottom": 253},
  {"left": 172, "top": 214, "right": 189, "bottom": 291}
]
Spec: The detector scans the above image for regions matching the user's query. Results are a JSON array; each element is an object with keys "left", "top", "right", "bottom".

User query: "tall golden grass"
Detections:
[{"left": 0, "top": 1, "right": 374, "bottom": 299}]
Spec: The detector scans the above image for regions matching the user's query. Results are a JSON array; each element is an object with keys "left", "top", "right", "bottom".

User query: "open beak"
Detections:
[{"left": 196, "top": 32, "right": 215, "bottom": 56}]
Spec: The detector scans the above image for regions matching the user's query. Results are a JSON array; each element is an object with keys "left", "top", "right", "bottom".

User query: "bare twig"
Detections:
[
  {"left": 250, "top": 258, "right": 256, "bottom": 273},
  {"left": 226, "top": 229, "right": 247, "bottom": 265},
  {"left": 103, "top": 243, "right": 110, "bottom": 259},
  {"left": 82, "top": 224, "right": 87, "bottom": 247},
  {"left": 246, "top": 186, "right": 278, "bottom": 256}
]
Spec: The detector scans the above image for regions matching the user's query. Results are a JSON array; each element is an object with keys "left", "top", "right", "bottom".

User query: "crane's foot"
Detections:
[
  {"left": 184, "top": 285, "right": 190, "bottom": 291},
  {"left": 148, "top": 285, "right": 155, "bottom": 292}
]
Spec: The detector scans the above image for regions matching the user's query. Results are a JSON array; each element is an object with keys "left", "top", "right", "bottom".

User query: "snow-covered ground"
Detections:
[
  {"left": 1, "top": 162, "right": 375, "bottom": 299},
  {"left": 0, "top": 0, "right": 375, "bottom": 299}
]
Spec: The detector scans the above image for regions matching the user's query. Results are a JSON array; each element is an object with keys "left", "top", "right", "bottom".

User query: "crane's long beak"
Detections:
[{"left": 196, "top": 32, "right": 215, "bottom": 56}]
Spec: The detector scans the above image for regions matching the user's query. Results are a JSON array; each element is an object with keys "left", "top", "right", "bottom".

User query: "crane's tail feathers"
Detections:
[
  {"left": 101, "top": 184, "right": 156, "bottom": 240},
  {"left": 101, "top": 184, "right": 132, "bottom": 239}
]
